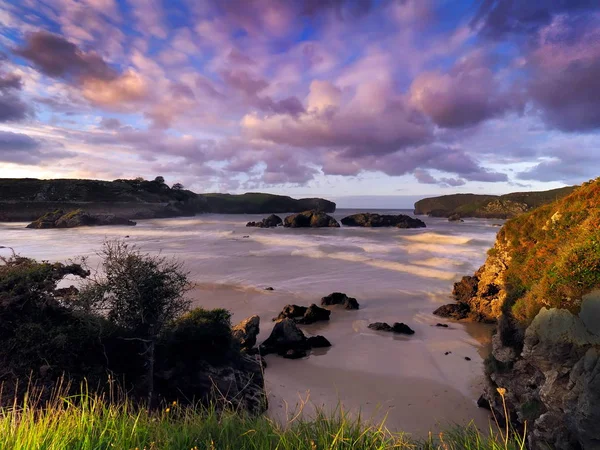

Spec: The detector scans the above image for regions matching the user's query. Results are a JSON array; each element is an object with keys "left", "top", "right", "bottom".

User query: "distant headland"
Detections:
[
  {"left": 413, "top": 186, "right": 576, "bottom": 219},
  {"left": 0, "top": 177, "right": 336, "bottom": 221}
]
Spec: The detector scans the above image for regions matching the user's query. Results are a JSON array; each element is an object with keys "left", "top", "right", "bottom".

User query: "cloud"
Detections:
[
  {"left": 0, "top": 131, "right": 71, "bottom": 165},
  {"left": 16, "top": 31, "right": 147, "bottom": 109},
  {"left": 0, "top": 72, "right": 30, "bottom": 122},
  {"left": 473, "top": 0, "right": 599, "bottom": 37},
  {"left": 526, "top": 15, "right": 600, "bottom": 131},
  {"left": 409, "top": 50, "right": 518, "bottom": 128},
  {"left": 15, "top": 31, "right": 116, "bottom": 80}
]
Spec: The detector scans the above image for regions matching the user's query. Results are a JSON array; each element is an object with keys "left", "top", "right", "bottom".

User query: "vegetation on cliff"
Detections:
[
  {"left": 498, "top": 178, "right": 600, "bottom": 325},
  {"left": 414, "top": 186, "right": 575, "bottom": 219}
]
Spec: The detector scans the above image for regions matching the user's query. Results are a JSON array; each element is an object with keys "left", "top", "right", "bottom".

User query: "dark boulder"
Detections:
[
  {"left": 448, "top": 213, "right": 464, "bottom": 222},
  {"left": 273, "top": 303, "right": 331, "bottom": 324},
  {"left": 264, "top": 287, "right": 274, "bottom": 291},
  {"left": 436, "top": 323, "right": 449, "bottom": 328},
  {"left": 321, "top": 292, "right": 359, "bottom": 310},
  {"left": 273, "top": 304, "right": 308, "bottom": 321},
  {"left": 307, "top": 335, "right": 331, "bottom": 348},
  {"left": 341, "top": 213, "right": 426, "bottom": 229},
  {"left": 368, "top": 322, "right": 393, "bottom": 332},
  {"left": 246, "top": 214, "right": 283, "bottom": 228},
  {"left": 433, "top": 302, "right": 471, "bottom": 320},
  {"left": 232, "top": 315, "right": 260, "bottom": 351},
  {"left": 300, "top": 304, "right": 331, "bottom": 324},
  {"left": 282, "top": 349, "right": 307, "bottom": 359},
  {"left": 260, "top": 319, "right": 308, "bottom": 356},
  {"left": 368, "top": 322, "right": 415, "bottom": 335},
  {"left": 283, "top": 210, "right": 339, "bottom": 228},
  {"left": 392, "top": 322, "right": 415, "bottom": 335}
]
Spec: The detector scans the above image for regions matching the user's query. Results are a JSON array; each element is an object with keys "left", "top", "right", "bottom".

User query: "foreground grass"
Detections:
[{"left": 0, "top": 390, "right": 526, "bottom": 450}]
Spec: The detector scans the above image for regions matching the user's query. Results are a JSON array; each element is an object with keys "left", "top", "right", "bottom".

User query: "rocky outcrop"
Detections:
[
  {"left": 27, "top": 209, "right": 136, "bottom": 229},
  {"left": 448, "top": 213, "right": 463, "bottom": 222},
  {"left": 260, "top": 319, "right": 309, "bottom": 357},
  {"left": 260, "top": 319, "right": 332, "bottom": 358},
  {"left": 321, "top": 292, "right": 359, "bottom": 310},
  {"left": 444, "top": 179, "right": 600, "bottom": 448},
  {"left": 307, "top": 335, "right": 331, "bottom": 348},
  {"left": 434, "top": 238, "right": 510, "bottom": 323},
  {"left": 246, "top": 214, "right": 282, "bottom": 228},
  {"left": 232, "top": 315, "right": 260, "bottom": 351},
  {"left": 283, "top": 210, "right": 339, "bottom": 228},
  {"left": 340, "top": 213, "right": 426, "bottom": 228},
  {"left": 368, "top": 322, "right": 415, "bottom": 335},
  {"left": 273, "top": 304, "right": 331, "bottom": 324},
  {"left": 484, "top": 298, "right": 600, "bottom": 450}
]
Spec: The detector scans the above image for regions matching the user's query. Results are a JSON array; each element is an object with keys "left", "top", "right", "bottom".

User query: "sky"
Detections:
[{"left": 0, "top": 0, "right": 599, "bottom": 207}]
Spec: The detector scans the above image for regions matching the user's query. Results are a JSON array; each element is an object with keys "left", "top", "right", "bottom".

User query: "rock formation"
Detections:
[
  {"left": 260, "top": 319, "right": 332, "bottom": 358},
  {"left": 27, "top": 209, "right": 136, "bottom": 229},
  {"left": 340, "top": 213, "right": 426, "bottom": 228},
  {"left": 283, "top": 210, "right": 339, "bottom": 228},
  {"left": 232, "top": 315, "right": 260, "bottom": 351},
  {"left": 273, "top": 304, "right": 331, "bottom": 324},
  {"left": 368, "top": 322, "right": 415, "bottom": 335},
  {"left": 321, "top": 292, "right": 359, "bottom": 310},
  {"left": 246, "top": 214, "right": 283, "bottom": 228},
  {"left": 435, "top": 179, "right": 600, "bottom": 449}
]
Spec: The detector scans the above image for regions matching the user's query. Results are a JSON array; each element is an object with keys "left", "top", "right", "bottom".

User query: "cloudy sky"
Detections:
[{"left": 0, "top": 0, "right": 599, "bottom": 206}]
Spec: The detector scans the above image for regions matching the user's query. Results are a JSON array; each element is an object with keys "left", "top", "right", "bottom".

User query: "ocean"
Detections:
[{"left": 0, "top": 209, "right": 501, "bottom": 436}]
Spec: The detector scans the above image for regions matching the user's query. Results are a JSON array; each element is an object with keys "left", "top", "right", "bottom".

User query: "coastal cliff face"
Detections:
[
  {"left": 414, "top": 186, "right": 575, "bottom": 219},
  {"left": 437, "top": 179, "right": 600, "bottom": 449}
]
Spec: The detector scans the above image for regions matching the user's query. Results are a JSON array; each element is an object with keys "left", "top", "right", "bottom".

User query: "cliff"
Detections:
[
  {"left": 0, "top": 178, "right": 336, "bottom": 221},
  {"left": 436, "top": 178, "right": 600, "bottom": 449},
  {"left": 414, "top": 186, "right": 576, "bottom": 219}
]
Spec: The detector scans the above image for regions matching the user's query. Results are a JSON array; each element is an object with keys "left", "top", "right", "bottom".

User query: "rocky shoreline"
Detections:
[{"left": 433, "top": 180, "right": 600, "bottom": 450}]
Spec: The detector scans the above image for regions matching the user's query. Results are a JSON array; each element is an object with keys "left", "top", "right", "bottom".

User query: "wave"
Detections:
[{"left": 290, "top": 248, "right": 457, "bottom": 280}]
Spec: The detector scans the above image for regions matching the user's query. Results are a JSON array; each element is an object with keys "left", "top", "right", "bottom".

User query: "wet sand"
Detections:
[{"left": 191, "top": 284, "right": 494, "bottom": 439}]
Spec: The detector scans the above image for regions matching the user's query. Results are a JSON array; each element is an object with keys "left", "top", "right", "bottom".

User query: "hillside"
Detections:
[
  {"left": 0, "top": 178, "right": 336, "bottom": 221},
  {"left": 435, "top": 178, "right": 600, "bottom": 449},
  {"left": 203, "top": 193, "right": 335, "bottom": 214},
  {"left": 413, "top": 186, "right": 576, "bottom": 219}
]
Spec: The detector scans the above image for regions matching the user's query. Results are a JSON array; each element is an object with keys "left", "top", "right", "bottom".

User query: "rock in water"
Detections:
[
  {"left": 299, "top": 304, "right": 331, "bottom": 324},
  {"left": 232, "top": 315, "right": 260, "bottom": 351},
  {"left": 448, "top": 213, "right": 464, "bottom": 222},
  {"left": 321, "top": 292, "right": 359, "bottom": 310},
  {"left": 273, "top": 304, "right": 308, "bottom": 321},
  {"left": 368, "top": 322, "right": 393, "bottom": 332},
  {"left": 307, "top": 335, "right": 332, "bottom": 348},
  {"left": 340, "top": 213, "right": 426, "bottom": 228},
  {"left": 368, "top": 322, "right": 415, "bottom": 335},
  {"left": 246, "top": 214, "right": 283, "bottom": 228},
  {"left": 433, "top": 303, "right": 471, "bottom": 320},
  {"left": 392, "top": 322, "right": 415, "bottom": 335},
  {"left": 283, "top": 210, "right": 339, "bottom": 228},
  {"left": 27, "top": 209, "right": 136, "bottom": 229},
  {"left": 260, "top": 319, "right": 308, "bottom": 356}
]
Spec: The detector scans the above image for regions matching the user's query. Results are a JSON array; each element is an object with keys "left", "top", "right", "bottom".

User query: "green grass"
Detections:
[{"left": 0, "top": 386, "right": 526, "bottom": 450}]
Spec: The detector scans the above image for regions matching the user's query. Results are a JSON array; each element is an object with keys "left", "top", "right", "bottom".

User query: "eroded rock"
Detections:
[
  {"left": 232, "top": 315, "right": 260, "bottom": 351},
  {"left": 340, "top": 213, "right": 426, "bottom": 228},
  {"left": 321, "top": 292, "right": 359, "bottom": 310},
  {"left": 283, "top": 210, "right": 339, "bottom": 228}
]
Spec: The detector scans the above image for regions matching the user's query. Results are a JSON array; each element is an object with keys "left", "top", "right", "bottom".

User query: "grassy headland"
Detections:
[{"left": 413, "top": 186, "right": 576, "bottom": 219}]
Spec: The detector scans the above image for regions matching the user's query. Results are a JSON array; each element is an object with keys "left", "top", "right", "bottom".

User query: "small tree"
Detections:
[
  {"left": 80, "top": 240, "right": 191, "bottom": 405},
  {"left": 172, "top": 182, "right": 184, "bottom": 190},
  {"left": 154, "top": 176, "right": 165, "bottom": 184}
]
